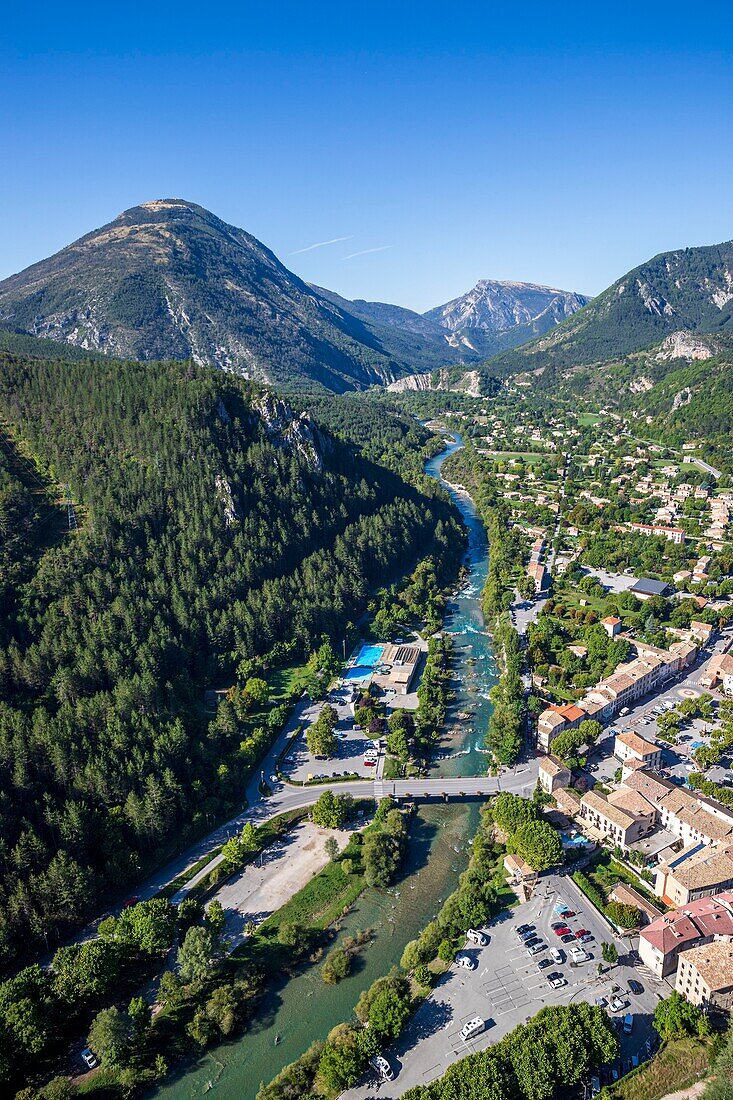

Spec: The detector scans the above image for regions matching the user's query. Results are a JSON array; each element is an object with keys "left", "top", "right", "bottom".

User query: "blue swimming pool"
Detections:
[
  {"left": 355, "top": 643, "right": 386, "bottom": 667},
  {"left": 343, "top": 667, "right": 373, "bottom": 684}
]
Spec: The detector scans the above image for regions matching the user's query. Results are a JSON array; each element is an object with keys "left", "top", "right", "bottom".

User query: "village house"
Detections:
[
  {"left": 538, "top": 755, "right": 572, "bottom": 794},
  {"left": 638, "top": 892, "right": 733, "bottom": 978},
  {"left": 614, "top": 730, "right": 663, "bottom": 772},
  {"left": 675, "top": 941, "right": 733, "bottom": 1010}
]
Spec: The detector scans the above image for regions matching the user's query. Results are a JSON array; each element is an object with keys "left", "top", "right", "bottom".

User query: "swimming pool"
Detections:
[
  {"left": 355, "top": 643, "right": 386, "bottom": 667},
  {"left": 343, "top": 666, "right": 374, "bottom": 684}
]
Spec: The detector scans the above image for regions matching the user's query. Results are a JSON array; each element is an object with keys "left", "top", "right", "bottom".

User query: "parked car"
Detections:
[
  {"left": 517, "top": 923, "right": 534, "bottom": 935},
  {"left": 550, "top": 948, "right": 564, "bottom": 964},
  {"left": 550, "top": 921, "right": 566, "bottom": 930},
  {"left": 623, "top": 1013, "right": 634, "bottom": 1034},
  {"left": 81, "top": 1049, "right": 98, "bottom": 1070},
  {"left": 370, "top": 1055, "right": 395, "bottom": 1081},
  {"left": 527, "top": 941, "right": 545, "bottom": 956},
  {"left": 553, "top": 925, "right": 571, "bottom": 936},
  {"left": 537, "top": 958, "right": 551, "bottom": 970},
  {"left": 561, "top": 933, "right": 576, "bottom": 943},
  {"left": 609, "top": 996, "right": 626, "bottom": 1012},
  {"left": 575, "top": 928, "right": 591, "bottom": 939},
  {"left": 628, "top": 979, "right": 644, "bottom": 995},
  {"left": 456, "top": 954, "right": 476, "bottom": 970},
  {"left": 548, "top": 975, "right": 566, "bottom": 989},
  {"left": 569, "top": 946, "right": 589, "bottom": 963}
]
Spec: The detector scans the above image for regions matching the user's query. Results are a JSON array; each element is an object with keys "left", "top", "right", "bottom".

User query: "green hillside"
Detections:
[{"left": 0, "top": 348, "right": 463, "bottom": 966}]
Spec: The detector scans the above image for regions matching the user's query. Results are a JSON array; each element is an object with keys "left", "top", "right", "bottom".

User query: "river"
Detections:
[{"left": 154, "top": 434, "right": 496, "bottom": 1100}]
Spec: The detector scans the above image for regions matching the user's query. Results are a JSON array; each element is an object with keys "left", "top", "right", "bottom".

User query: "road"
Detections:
[{"left": 344, "top": 874, "right": 663, "bottom": 1099}]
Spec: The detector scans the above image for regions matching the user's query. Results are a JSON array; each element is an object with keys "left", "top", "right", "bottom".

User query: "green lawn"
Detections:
[
  {"left": 606, "top": 1036, "right": 713, "bottom": 1100},
  {"left": 258, "top": 833, "right": 367, "bottom": 933},
  {"left": 577, "top": 412, "right": 602, "bottom": 426}
]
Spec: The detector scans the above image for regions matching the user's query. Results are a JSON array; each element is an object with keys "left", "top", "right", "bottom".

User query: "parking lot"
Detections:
[
  {"left": 344, "top": 874, "right": 663, "bottom": 1099},
  {"left": 281, "top": 686, "right": 385, "bottom": 782}
]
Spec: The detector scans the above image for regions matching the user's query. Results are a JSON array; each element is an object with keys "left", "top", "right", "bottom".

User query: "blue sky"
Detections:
[{"left": 1, "top": 2, "right": 731, "bottom": 311}]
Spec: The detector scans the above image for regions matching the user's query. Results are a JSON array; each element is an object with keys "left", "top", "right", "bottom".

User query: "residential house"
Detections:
[
  {"left": 538, "top": 755, "right": 572, "bottom": 794},
  {"left": 675, "top": 941, "right": 733, "bottom": 1010},
  {"left": 578, "top": 789, "right": 654, "bottom": 850},
  {"left": 639, "top": 892, "right": 733, "bottom": 978},
  {"left": 614, "top": 730, "right": 663, "bottom": 771}
]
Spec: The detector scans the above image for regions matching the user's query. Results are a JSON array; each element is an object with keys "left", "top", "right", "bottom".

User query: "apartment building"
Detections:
[
  {"left": 630, "top": 522, "right": 686, "bottom": 545},
  {"left": 655, "top": 844, "right": 733, "bottom": 908},
  {"left": 614, "top": 730, "right": 663, "bottom": 771},
  {"left": 578, "top": 789, "right": 654, "bottom": 849},
  {"left": 675, "top": 941, "right": 733, "bottom": 1010},
  {"left": 639, "top": 892, "right": 733, "bottom": 978}
]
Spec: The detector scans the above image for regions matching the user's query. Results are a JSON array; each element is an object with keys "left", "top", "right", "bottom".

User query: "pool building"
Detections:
[{"left": 344, "top": 642, "right": 422, "bottom": 696}]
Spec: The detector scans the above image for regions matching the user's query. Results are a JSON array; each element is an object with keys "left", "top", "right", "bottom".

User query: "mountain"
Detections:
[
  {"left": 313, "top": 285, "right": 459, "bottom": 374},
  {"left": 319, "top": 279, "right": 589, "bottom": 366},
  {"left": 482, "top": 238, "right": 733, "bottom": 379},
  {"left": 0, "top": 198, "right": 592, "bottom": 391},
  {"left": 424, "top": 280, "right": 590, "bottom": 357},
  {"left": 0, "top": 199, "right": 426, "bottom": 393}
]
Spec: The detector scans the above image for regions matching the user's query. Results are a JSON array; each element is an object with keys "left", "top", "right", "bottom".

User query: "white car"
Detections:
[
  {"left": 455, "top": 953, "right": 477, "bottom": 970},
  {"left": 370, "top": 1055, "right": 394, "bottom": 1081},
  {"left": 81, "top": 1048, "right": 98, "bottom": 1070},
  {"left": 609, "top": 996, "right": 626, "bottom": 1012},
  {"left": 569, "top": 946, "right": 588, "bottom": 963},
  {"left": 550, "top": 948, "right": 564, "bottom": 964},
  {"left": 548, "top": 976, "right": 566, "bottom": 989},
  {"left": 527, "top": 941, "right": 544, "bottom": 956}
]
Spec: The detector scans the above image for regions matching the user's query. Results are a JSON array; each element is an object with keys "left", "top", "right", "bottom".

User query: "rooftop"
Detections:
[
  {"left": 630, "top": 578, "right": 670, "bottom": 597},
  {"left": 641, "top": 892, "right": 733, "bottom": 955},
  {"left": 681, "top": 940, "right": 733, "bottom": 991},
  {"left": 616, "top": 730, "right": 660, "bottom": 757},
  {"left": 665, "top": 845, "right": 733, "bottom": 892},
  {"left": 539, "top": 755, "right": 569, "bottom": 777},
  {"left": 581, "top": 789, "right": 638, "bottom": 830}
]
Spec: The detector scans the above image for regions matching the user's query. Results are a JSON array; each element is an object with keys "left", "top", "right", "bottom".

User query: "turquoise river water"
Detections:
[{"left": 154, "top": 434, "right": 496, "bottom": 1100}]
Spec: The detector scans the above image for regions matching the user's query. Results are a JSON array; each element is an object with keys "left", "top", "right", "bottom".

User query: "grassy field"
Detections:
[
  {"left": 577, "top": 412, "right": 602, "bottom": 426},
  {"left": 606, "top": 1036, "right": 712, "bottom": 1100}
]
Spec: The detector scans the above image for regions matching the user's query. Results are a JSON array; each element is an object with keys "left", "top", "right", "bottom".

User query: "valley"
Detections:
[{"left": 1, "top": 224, "right": 732, "bottom": 1100}]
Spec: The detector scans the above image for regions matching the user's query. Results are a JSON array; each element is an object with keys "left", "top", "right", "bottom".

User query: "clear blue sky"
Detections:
[{"left": 1, "top": 2, "right": 731, "bottom": 311}]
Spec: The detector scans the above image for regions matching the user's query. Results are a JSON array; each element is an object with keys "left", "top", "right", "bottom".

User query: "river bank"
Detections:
[{"left": 150, "top": 433, "right": 497, "bottom": 1100}]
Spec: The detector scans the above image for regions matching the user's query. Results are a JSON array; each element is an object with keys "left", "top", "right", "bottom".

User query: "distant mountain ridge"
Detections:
[
  {"left": 424, "top": 279, "right": 589, "bottom": 356},
  {"left": 482, "top": 238, "right": 733, "bottom": 379},
  {"left": 0, "top": 199, "right": 589, "bottom": 391}
]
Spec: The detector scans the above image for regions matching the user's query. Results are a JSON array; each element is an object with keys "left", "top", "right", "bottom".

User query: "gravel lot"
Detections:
[{"left": 213, "top": 821, "right": 352, "bottom": 951}]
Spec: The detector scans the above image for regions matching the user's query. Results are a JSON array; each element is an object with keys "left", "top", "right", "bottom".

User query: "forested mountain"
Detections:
[
  {"left": 0, "top": 347, "right": 463, "bottom": 966},
  {"left": 0, "top": 200, "right": 426, "bottom": 393},
  {"left": 481, "top": 238, "right": 733, "bottom": 381}
]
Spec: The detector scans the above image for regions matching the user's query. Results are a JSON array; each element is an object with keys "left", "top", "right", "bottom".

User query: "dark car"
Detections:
[
  {"left": 561, "top": 933, "right": 576, "bottom": 943},
  {"left": 550, "top": 921, "right": 566, "bottom": 930},
  {"left": 547, "top": 971, "right": 563, "bottom": 981},
  {"left": 516, "top": 923, "right": 534, "bottom": 936},
  {"left": 537, "top": 958, "right": 552, "bottom": 970},
  {"left": 525, "top": 935, "right": 541, "bottom": 947},
  {"left": 628, "top": 979, "right": 644, "bottom": 995}
]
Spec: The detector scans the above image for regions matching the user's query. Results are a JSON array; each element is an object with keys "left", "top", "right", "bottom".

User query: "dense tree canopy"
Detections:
[{"left": 0, "top": 354, "right": 464, "bottom": 966}]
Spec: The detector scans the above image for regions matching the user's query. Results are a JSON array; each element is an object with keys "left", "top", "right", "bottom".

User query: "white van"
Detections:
[
  {"left": 466, "top": 928, "right": 488, "bottom": 946},
  {"left": 460, "top": 1017, "right": 485, "bottom": 1041}
]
